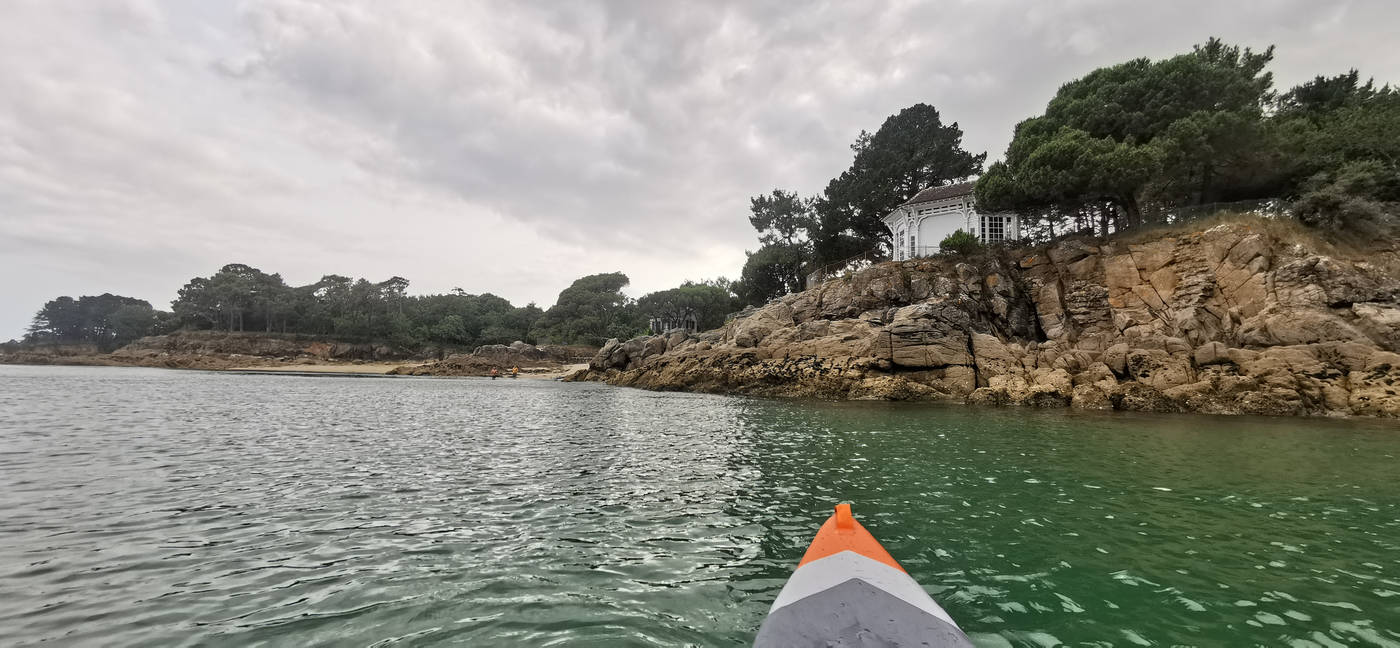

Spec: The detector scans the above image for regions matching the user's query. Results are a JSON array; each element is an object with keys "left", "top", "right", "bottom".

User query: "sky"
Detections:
[{"left": 3, "top": 1, "right": 1399, "bottom": 340}]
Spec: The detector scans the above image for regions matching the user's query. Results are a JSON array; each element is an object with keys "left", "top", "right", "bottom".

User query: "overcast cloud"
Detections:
[{"left": 3, "top": 0, "right": 1399, "bottom": 339}]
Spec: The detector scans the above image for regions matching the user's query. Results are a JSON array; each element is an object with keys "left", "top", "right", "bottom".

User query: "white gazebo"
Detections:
[{"left": 880, "top": 181, "right": 1020, "bottom": 261}]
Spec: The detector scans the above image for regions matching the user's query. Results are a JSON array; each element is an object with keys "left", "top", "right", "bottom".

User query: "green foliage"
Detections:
[
  {"left": 739, "top": 188, "right": 818, "bottom": 302},
  {"left": 1277, "top": 69, "right": 1387, "bottom": 117},
  {"left": 28, "top": 264, "right": 611, "bottom": 353},
  {"left": 738, "top": 243, "right": 806, "bottom": 305},
  {"left": 749, "top": 190, "right": 817, "bottom": 248},
  {"left": 161, "top": 263, "right": 543, "bottom": 349},
  {"left": 977, "top": 39, "right": 1400, "bottom": 240},
  {"left": 1274, "top": 73, "right": 1400, "bottom": 195},
  {"left": 815, "top": 104, "right": 984, "bottom": 263},
  {"left": 171, "top": 263, "right": 293, "bottom": 333},
  {"left": 529, "top": 272, "right": 644, "bottom": 346},
  {"left": 26, "top": 294, "right": 160, "bottom": 351},
  {"left": 109, "top": 304, "right": 157, "bottom": 348},
  {"left": 977, "top": 38, "right": 1279, "bottom": 230},
  {"left": 1042, "top": 38, "right": 1274, "bottom": 144},
  {"left": 150, "top": 310, "right": 181, "bottom": 336},
  {"left": 1293, "top": 160, "right": 1396, "bottom": 230},
  {"left": 733, "top": 103, "right": 982, "bottom": 297},
  {"left": 938, "top": 229, "right": 982, "bottom": 256},
  {"left": 636, "top": 281, "right": 743, "bottom": 332}
]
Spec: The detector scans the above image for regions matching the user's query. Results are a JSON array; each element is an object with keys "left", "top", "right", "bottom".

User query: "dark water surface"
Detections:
[{"left": 1, "top": 365, "right": 1398, "bottom": 647}]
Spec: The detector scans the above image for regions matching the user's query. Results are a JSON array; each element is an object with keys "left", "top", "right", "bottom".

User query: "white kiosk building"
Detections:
[{"left": 881, "top": 181, "right": 1020, "bottom": 261}]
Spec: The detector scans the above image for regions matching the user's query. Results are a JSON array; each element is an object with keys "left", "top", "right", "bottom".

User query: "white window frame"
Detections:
[{"left": 982, "top": 214, "right": 1005, "bottom": 243}]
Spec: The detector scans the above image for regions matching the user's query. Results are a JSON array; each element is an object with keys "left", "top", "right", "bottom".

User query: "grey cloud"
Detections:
[{"left": 4, "top": 0, "right": 1400, "bottom": 338}]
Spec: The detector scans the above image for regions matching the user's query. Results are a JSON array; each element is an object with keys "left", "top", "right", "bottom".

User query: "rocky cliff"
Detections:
[{"left": 571, "top": 218, "right": 1400, "bottom": 417}]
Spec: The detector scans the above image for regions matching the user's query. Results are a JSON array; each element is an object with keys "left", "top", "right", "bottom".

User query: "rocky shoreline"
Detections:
[
  {"left": 388, "top": 342, "right": 593, "bottom": 377},
  {"left": 0, "top": 332, "right": 593, "bottom": 377},
  {"left": 568, "top": 217, "right": 1400, "bottom": 418}
]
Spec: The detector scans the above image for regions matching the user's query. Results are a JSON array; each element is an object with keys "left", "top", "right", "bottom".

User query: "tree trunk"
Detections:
[
  {"left": 1197, "top": 163, "right": 1213, "bottom": 205},
  {"left": 1122, "top": 195, "right": 1142, "bottom": 228}
]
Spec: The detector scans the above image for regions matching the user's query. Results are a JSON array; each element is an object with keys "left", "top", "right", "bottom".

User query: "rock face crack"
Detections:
[
  {"left": 966, "top": 334, "right": 981, "bottom": 388},
  {"left": 1124, "top": 245, "right": 1177, "bottom": 331}
]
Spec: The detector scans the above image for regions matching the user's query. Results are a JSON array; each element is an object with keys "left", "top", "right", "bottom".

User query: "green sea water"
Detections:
[{"left": 1, "top": 364, "right": 1397, "bottom": 647}]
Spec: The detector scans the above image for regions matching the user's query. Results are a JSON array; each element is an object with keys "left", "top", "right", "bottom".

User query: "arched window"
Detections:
[{"left": 896, "top": 227, "right": 906, "bottom": 260}]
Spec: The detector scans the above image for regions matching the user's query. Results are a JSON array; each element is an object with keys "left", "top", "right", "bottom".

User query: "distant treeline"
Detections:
[
  {"left": 736, "top": 37, "right": 1400, "bottom": 304},
  {"left": 18, "top": 294, "right": 173, "bottom": 352},
  {"left": 21, "top": 267, "right": 744, "bottom": 351}
]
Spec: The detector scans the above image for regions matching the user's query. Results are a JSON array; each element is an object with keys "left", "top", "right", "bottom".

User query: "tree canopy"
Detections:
[
  {"left": 733, "top": 103, "right": 982, "bottom": 305},
  {"left": 23, "top": 263, "right": 556, "bottom": 353},
  {"left": 738, "top": 189, "right": 819, "bottom": 305},
  {"left": 166, "top": 263, "right": 542, "bottom": 349},
  {"left": 977, "top": 38, "right": 1279, "bottom": 230},
  {"left": 748, "top": 190, "right": 817, "bottom": 248},
  {"left": 738, "top": 243, "right": 807, "bottom": 305},
  {"left": 635, "top": 280, "right": 742, "bottom": 332},
  {"left": 1274, "top": 70, "right": 1400, "bottom": 200},
  {"left": 529, "top": 272, "right": 645, "bottom": 346},
  {"left": 26, "top": 294, "right": 172, "bottom": 351},
  {"left": 815, "top": 104, "right": 984, "bottom": 263},
  {"left": 976, "top": 38, "right": 1399, "bottom": 239}
]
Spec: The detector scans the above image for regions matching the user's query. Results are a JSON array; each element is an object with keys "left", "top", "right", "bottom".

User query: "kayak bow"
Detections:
[{"left": 754, "top": 503, "right": 973, "bottom": 647}]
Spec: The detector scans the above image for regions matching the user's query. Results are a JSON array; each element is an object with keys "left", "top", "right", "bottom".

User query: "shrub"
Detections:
[
  {"left": 1293, "top": 160, "right": 1395, "bottom": 230},
  {"left": 939, "top": 229, "right": 982, "bottom": 255}
]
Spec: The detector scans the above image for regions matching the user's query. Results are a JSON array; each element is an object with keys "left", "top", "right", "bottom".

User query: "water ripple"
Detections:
[{"left": 1, "top": 365, "right": 1398, "bottom": 646}]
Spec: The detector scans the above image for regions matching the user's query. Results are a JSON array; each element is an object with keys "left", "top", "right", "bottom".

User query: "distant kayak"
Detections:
[{"left": 754, "top": 503, "right": 973, "bottom": 647}]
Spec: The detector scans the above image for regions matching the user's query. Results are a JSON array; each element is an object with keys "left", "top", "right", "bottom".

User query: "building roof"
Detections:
[{"left": 902, "top": 181, "right": 975, "bottom": 206}]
